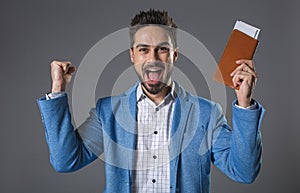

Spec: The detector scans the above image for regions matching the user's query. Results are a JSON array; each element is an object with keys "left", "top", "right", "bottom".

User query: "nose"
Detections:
[{"left": 147, "top": 48, "right": 159, "bottom": 62}]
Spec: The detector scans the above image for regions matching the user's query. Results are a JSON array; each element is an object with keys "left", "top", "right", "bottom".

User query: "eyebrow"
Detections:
[{"left": 135, "top": 42, "right": 171, "bottom": 48}]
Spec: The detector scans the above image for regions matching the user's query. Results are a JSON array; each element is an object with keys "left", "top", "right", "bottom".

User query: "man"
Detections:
[{"left": 37, "top": 9, "right": 265, "bottom": 193}]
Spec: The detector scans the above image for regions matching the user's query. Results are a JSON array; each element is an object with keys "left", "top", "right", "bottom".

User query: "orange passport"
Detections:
[{"left": 213, "top": 28, "right": 259, "bottom": 88}]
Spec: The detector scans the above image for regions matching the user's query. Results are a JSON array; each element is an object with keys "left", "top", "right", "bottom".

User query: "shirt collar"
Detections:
[{"left": 136, "top": 81, "right": 176, "bottom": 102}]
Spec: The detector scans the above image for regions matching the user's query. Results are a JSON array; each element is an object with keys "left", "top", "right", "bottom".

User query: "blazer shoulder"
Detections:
[
  {"left": 186, "top": 92, "right": 218, "bottom": 111},
  {"left": 95, "top": 95, "right": 118, "bottom": 115},
  {"left": 95, "top": 83, "right": 138, "bottom": 110}
]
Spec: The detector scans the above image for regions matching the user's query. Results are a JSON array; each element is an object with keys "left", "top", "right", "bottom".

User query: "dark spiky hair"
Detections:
[
  {"left": 130, "top": 9, "right": 177, "bottom": 28},
  {"left": 129, "top": 9, "right": 177, "bottom": 48}
]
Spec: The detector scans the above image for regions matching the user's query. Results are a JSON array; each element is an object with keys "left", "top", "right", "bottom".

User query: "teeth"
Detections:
[{"left": 146, "top": 69, "right": 162, "bottom": 73}]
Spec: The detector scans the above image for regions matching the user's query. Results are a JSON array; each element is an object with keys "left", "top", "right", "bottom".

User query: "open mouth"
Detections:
[{"left": 144, "top": 68, "right": 164, "bottom": 85}]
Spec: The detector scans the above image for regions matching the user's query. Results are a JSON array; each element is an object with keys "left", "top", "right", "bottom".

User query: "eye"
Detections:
[
  {"left": 138, "top": 47, "right": 149, "bottom": 53},
  {"left": 157, "top": 46, "right": 170, "bottom": 53}
]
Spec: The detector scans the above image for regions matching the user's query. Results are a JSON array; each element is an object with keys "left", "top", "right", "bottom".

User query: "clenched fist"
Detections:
[{"left": 50, "top": 60, "right": 76, "bottom": 93}]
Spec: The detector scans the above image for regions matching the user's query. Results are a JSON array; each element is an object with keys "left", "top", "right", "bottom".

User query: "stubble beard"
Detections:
[
  {"left": 135, "top": 61, "right": 173, "bottom": 95},
  {"left": 141, "top": 81, "right": 166, "bottom": 95}
]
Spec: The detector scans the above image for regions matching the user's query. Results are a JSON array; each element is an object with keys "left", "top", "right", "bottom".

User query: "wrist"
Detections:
[
  {"left": 237, "top": 98, "right": 252, "bottom": 108},
  {"left": 51, "top": 81, "right": 66, "bottom": 93}
]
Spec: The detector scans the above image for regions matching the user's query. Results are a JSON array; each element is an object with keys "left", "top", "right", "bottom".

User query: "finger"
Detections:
[
  {"left": 50, "top": 60, "right": 71, "bottom": 66},
  {"left": 232, "top": 71, "right": 253, "bottom": 87},
  {"left": 51, "top": 60, "right": 72, "bottom": 73},
  {"left": 60, "top": 61, "right": 72, "bottom": 72},
  {"left": 232, "top": 73, "right": 242, "bottom": 88},
  {"left": 230, "top": 63, "right": 245, "bottom": 76},
  {"left": 236, "top": 59, "right": 254, "bottom": 69},
  {"left": 231, "top": 63, "right": 257, "bottom": 78},
  {"left": 230, "top": 62, "right": 257, "bottom": 76},
  {"left": 67, "top": 66, "right": 76, "bottom": 75}
]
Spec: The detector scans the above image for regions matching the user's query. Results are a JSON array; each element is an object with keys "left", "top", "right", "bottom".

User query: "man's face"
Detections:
[{"left": 130, "top": 25, "right": 178, "bottom": 95}]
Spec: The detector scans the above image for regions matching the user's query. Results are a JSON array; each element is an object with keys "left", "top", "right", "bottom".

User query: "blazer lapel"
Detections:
[
  {"left": 119, "top": 85, "right": 138, "bottom": 183},
  {"left": 169, "top": 84, "right": 193, "bottom": 186}
]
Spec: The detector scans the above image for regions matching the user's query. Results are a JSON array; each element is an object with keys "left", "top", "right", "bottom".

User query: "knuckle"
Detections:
[
  {"left": 50, "top": 60, "right": 71, "bottom": 66},
  {"left": 50, "top": 60, "right": 58, "bottom": 66}
]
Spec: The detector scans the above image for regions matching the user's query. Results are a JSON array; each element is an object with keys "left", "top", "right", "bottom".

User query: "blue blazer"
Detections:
[{"left": 37, "top": 82, "right": 265, "bottom": 193}]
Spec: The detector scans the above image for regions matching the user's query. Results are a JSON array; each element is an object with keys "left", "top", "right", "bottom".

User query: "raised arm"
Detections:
[
  {"left": 211, "top": 59, "right": 265, "bottom": 183},
  {"left": 37, "top": 60, "right": 101, "bottom": 172}
]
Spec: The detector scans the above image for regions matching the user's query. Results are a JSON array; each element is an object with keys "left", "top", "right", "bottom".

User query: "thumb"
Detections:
[{"left": 67, "top": 66, "right": 76, "bottom": 75}]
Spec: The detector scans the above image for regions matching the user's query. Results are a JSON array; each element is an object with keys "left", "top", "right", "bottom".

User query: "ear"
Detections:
[
  {"left": 173, "top": 48, "right": 179, "bottom": 62},
  {"left": 129, "top": 48, "right": 134, "bottom": 63}
]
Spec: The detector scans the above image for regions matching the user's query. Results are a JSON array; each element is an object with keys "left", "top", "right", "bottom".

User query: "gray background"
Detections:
[{"left": 1, "top": 0, "right": 299, "bottom": 192}]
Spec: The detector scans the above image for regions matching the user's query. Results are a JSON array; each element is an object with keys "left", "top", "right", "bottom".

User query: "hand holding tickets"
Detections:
[{"left": 213, "top": 20, "right": 260, "bottom": 89}]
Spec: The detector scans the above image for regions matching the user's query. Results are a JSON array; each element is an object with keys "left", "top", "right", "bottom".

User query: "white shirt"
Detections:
[{"left": 132, "top": 83, "right": 176, "bottom": 193}]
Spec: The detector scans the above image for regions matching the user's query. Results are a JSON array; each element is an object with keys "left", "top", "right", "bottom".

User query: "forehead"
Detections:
[{"left": 134, "top": 25, "right": 172, "bottom": 46}]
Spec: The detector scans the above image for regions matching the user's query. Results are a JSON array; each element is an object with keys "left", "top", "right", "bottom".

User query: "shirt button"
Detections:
[
  {"left": 153, "top": 131, "right": 158, "bottom": 135},
  {"left": 155, "top": 107, "right": 159, "bottom": 112},
  {"left": 153, "top": 155, "right": 157, "bottom": 159},
  {"left": 152, "top": 179, "right": 156, "bottom": 183}
]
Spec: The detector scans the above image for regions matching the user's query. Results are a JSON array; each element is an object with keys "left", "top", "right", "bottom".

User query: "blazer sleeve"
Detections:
[
  {"left": 211, "top": 100, "right": 265, "bottom": 184},
  {"left": 37, "top": 93, "right": 102, "bottom": 172}
]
